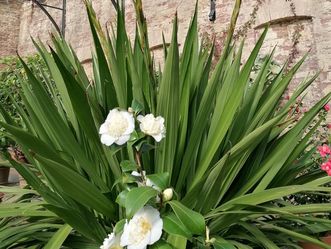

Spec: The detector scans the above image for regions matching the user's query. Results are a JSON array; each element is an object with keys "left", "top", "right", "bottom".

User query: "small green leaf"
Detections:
[
  {"left": 116, "top": 190, "right": 129, "bottom": 207},
  {"left": 112, "top": 172, "right": 137, "bottom": 190},
  {"left": 131, "top": 99, "right": 144, "bottom": 114},
  {"left": 120, "top": 160, "right": 138, "bottom": 172},
  {"left": 114, "top": 219, "right": 126, "bottom": 234},
  {"left": 135, "top": 141, "right": 157, "bottom": 153},
  {"left": 163, "top": 213, "right": 192, "bottom": 238},
  {"left": 147, "top": 172, "right": 170, "bottom": 190},
  {"left": 129, "top": 130, "right": 145, "bottom": 143},
  {"left": 125, "top": 186, "right": 158, "bottom": 217},
  {"left": 150, "top": 240, "right": 174, "bottom": 249},
  {"left": 168, "top": 201, "right": 205, "bottom": 235},
  {"left": 167, "top": 234, "right": 187, "bottom": 249},
  {"left": 122, "top": 174, "right": 138, "bottom": 184}
]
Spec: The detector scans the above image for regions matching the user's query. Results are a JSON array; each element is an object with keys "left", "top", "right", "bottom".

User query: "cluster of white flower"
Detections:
[
  {"left": 100, "top": 206, "right": 163, "bottom": 249},
  {"left": 99, "top": 108, "right": 166, "bottom": 147},
  {"left": 99, "top": 108, "right": 168, "bottom": 248}
]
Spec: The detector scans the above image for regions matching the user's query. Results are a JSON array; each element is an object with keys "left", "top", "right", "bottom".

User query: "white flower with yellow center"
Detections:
[
  {"left": 100, "top": 233, "right": 122, "bottom": 249},
  {"left": 99, "top": 109, "right": 135, "bottom": 146},
  {"left": 137, "top": 114, "right": 166, "bottom": 142},
  {"left": 120, "top": 206, "right": 163, "bottom": 249}
]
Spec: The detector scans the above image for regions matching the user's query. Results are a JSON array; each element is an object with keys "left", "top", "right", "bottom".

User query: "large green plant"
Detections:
[{"left": 1, "top": 0, "right": 331, "bottom": 248}]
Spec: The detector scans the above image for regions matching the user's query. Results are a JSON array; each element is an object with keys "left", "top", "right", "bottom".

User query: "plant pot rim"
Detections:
[{"left": 300, "top": 234, "right": 331, "bottom": 248}]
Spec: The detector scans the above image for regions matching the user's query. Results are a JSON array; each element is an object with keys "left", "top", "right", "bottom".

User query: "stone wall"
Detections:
[
  {"left": 311, "top": 0, "right": 331, "bottom": 100},
  {"left": 123, "top": 0, "right": 330, "bottom": 110},
  {"left": 18, "top": 0, "right": 63, "bottom": 56},
  {"left": 1, "top": 0, "right": 330, "bottom": 120},
  {"left": 17, "top": 0, "right": 115, "bottom": 63},
  {"left": 0, "top": 0, "right": 22, "bottom": 59}
]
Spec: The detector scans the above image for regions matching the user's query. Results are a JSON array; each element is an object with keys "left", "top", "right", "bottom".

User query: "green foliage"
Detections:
[
  {"left": 1, "top": 0, "right": 331, "bottom": 248},
  {"left": 286, "top": 109, "right": 331, "bottom": 213},
  {"left": 0, "top": 187, "right": 63, "bottom": 248},
  {"left": 0, "top": 55, "right": 48, "bottom": 150}
]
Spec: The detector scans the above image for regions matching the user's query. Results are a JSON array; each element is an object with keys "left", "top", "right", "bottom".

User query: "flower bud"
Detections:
[{"left": 162, "top": 188, "right": 173, "bottom": 201}]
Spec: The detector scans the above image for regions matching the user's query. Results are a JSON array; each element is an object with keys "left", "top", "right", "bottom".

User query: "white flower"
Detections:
[
  {"left": 99, "top": 109, "right": 135, "bottom": 146},
  {"left": 162, "top": 188, "right": 173, "bottom": 201},
  {"left": 100, "top": 233, "right": 122, "bottom": 249},
  {"left": 120, "top": 206, "right": 163, "bottom": 249},
  {"left": 137, "top": 114, "right": 166, "bottom": 142}
]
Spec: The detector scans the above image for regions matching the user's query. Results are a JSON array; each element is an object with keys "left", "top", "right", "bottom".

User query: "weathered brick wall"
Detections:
[
  {"left": 250, "top": 0, "right": 329, "bottom": 107},
  {"left": 123, "top": 0, "right": 330, "bottom": 108},
  {"left": 18, "top": 0, "right": 63, "bottom": 56},
  {"left": 312, "top": 0, "right": 331, "bottom": 100},
  {"left": 17, "top": 0, "right": 115, "bottom": 63},
  {"left": 123, "top": 0, "right": 331, "bottom": 121},
  {"left": 2, "top": 0, "right": 330, "bottom": 121},
  {"left": 0, "top": 0, "right": 22, "bottom": 59}
]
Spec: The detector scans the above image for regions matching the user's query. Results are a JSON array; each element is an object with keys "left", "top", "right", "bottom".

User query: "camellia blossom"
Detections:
[
  {"left": 324, "top": 104, "right": 330, "bottom": 112},
  {"left": 100, "top": 233, "right": 122, "bottom": 249},
  {"left": 318, "top": 144, "right": 331, "bottom": 157},
  {"left": 120, "top": 206, "right": 163, "bottom": 249},
  {"left": 99, "top": 109, "right": 135, "bottom": 146},
  {"left": 137, "top": 114, "right": 166, "bottom": 142}
]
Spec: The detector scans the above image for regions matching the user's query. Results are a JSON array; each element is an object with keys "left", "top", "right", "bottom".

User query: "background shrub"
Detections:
[{"left": 0, "top": 55, "right": 47, "bottom": 151}]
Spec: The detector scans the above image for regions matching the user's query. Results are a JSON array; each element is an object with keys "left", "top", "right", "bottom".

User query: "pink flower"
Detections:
[
  {"left": 324, "top": 104, "right": 330, "bottom": 112},
  {"left": 318, "top": 144, "right": 331, "bottom": 157},
  {"left": 327, "top": 169, "right": 331, "bottom": 176},
  {"left": 321, "top": 161, "right": 331, "bottom": 171},
  {"left": 328, "top": 124, "right": 331, "bottom": 129}
]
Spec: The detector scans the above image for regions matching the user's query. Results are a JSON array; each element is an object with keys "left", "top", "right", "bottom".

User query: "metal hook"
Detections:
[
  {"left": 111, "top": 0, "right": 118, "bottom": 11},
  {"left": 30, "top": 0, "right": 66, "bottom": 38},
  {"left": 209, "top": 0, "right": 216, "bottom": 22}
]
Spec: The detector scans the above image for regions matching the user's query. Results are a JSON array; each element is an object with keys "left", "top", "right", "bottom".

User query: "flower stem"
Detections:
[{"left": 135, "top": 149, "right": 147, "bottom": 184}]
